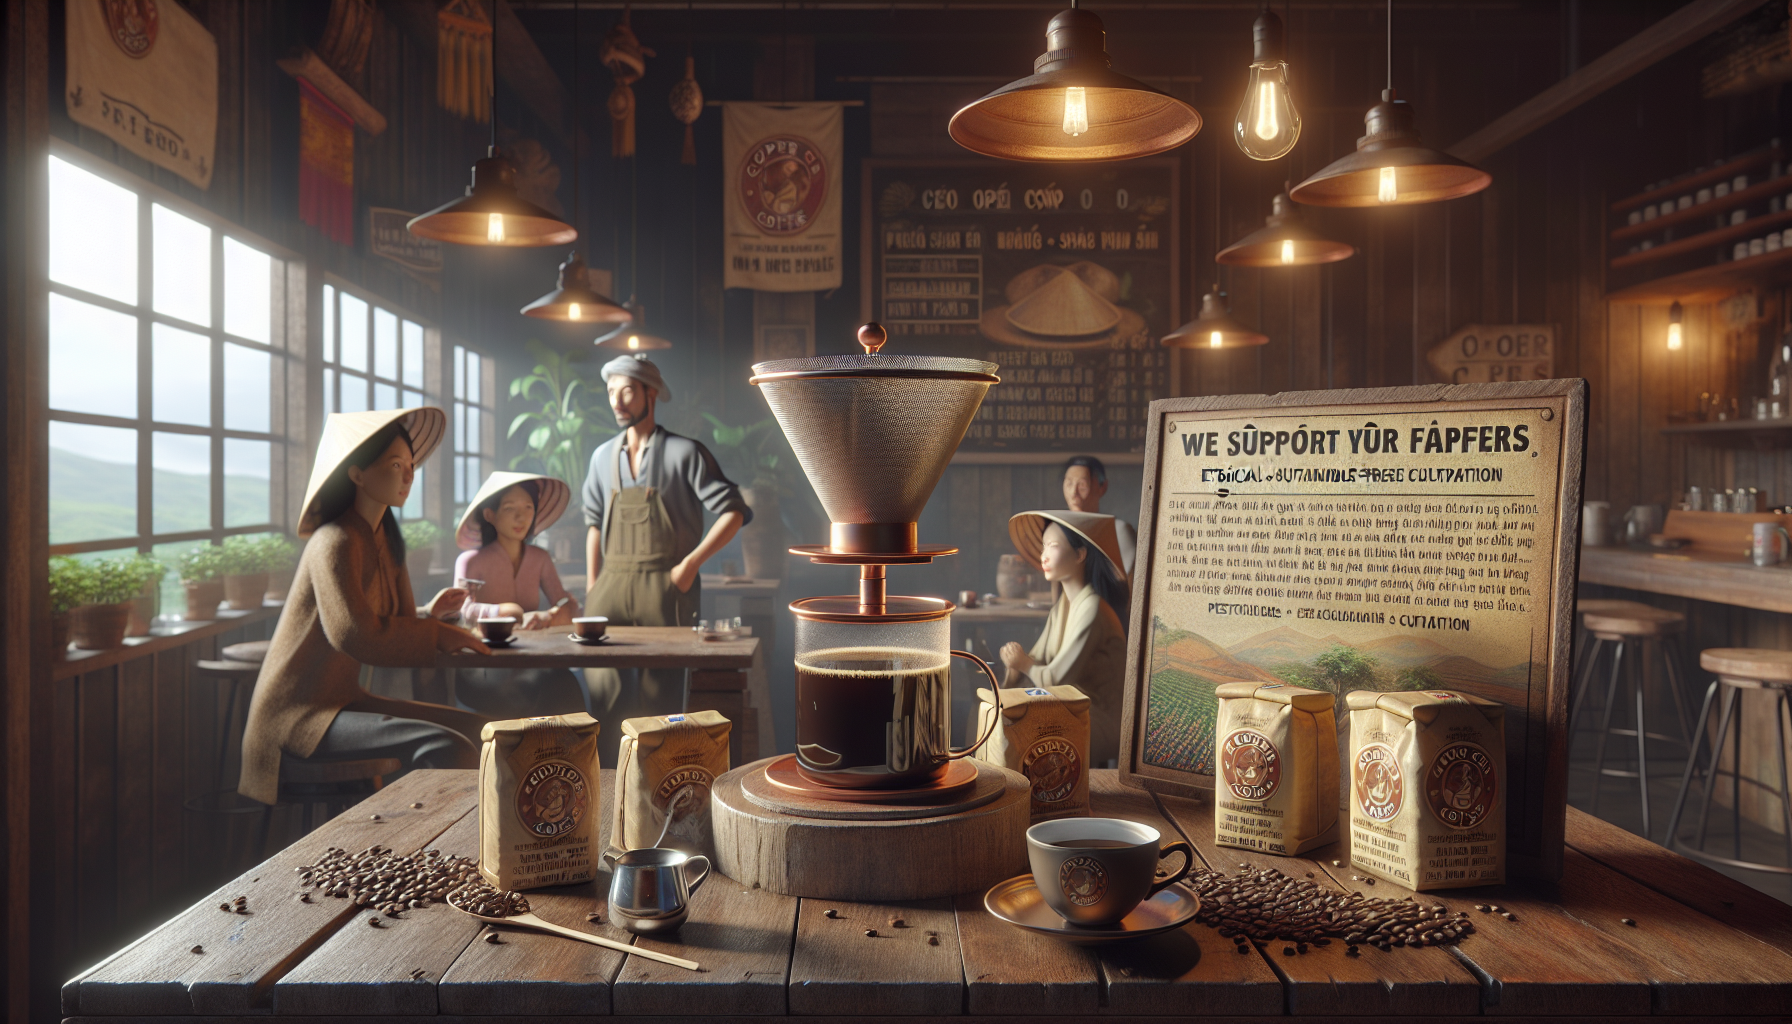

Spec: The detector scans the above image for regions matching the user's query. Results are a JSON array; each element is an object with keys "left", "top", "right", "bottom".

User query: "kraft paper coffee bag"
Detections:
[
  {"left": 479, "top": 713, "right": 600, "bottom": 891},
  {"left": 613, "top": 710, "right": 731, "bottom": 858},
  {"left": 1347, "top": 689, "right": 1506, "bottom": 890},
  {"left": 1213, "top": 681, "right": 1339, "bottom": 855},
  {"left": 973, "top": 685, "right": 1091, "bottom": 822}
]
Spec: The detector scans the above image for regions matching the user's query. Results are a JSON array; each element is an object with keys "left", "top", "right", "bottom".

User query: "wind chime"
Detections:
[
  {"left": 437, "top": 0, "right": 493, "bottom": 123},
  {"left": 601, "top": 10, "right": 654, "bottom": 158}
]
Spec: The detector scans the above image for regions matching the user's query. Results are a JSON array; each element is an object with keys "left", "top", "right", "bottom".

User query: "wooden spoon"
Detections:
[{"left": 453, "top": 907, "right": 700, "bottom": 971}]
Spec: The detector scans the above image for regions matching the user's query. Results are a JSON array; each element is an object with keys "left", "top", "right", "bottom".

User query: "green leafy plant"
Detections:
[
  {"left": 178, "top": 545, "right": 228, "bottom": 583},
  {"left": 702, "top": 415, "right": 787, "bottom": 488},
  {"left": 51, "top": 554, "right": 165, "bottom": 609},
  {"left": 507, "top": 340, "right": 617, "bottom": 496},
  {"left": 49, "top": 556, "right": 87, "bottom": 615},
  {"left": 259, "top": 534, "right": 299, "bottom": 573},
  {"left": 401, "top": 519, "right": 444, "bottom": 550},
  {"left": 219, "top": 535, "right": 270, "bottom": 575}
]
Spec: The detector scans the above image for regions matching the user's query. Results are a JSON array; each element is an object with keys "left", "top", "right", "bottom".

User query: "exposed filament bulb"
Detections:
[
  {"left": 487, "top": 212, "right": 506, "bottom": 242},
  {"left": 1210, "top": 330, "right": 1222, "bottom": 349},
  {"left": 1061, "top": 87, "right": 1088, "bottom": 137},
  {"left": 1280, "top": 239, "right": 1294, "bottom": 264},
  {"left": 1377, "top": 167, "right": 1398, "bottom": 204},
  {"left": 568, "top": 302, "right": 582, "bottom": 320}
]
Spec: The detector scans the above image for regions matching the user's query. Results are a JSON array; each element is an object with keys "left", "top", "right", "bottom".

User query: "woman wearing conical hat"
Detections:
[
  {"left": 449, "top": 472, "right": 588, "bottom": 718},
  {"left": 237, "top": 409, "right": 490, "bottom": 806},
  {"left": 1002, "top": 510, "right": 1132, "bottom": 766}
]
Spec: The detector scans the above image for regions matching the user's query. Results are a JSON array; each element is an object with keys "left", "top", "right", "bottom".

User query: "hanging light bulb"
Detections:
[
  {"left": 1218, "top": 192, "right": 1355, "bottom": 267},
  {"left": 1667, "top": 301, "right": 1684, "bottom": 351},
  {"left": 1280, "top": 239, "right": 1294, "bottom": 264},
  {"left": 1377, "top": 166, "right": 1398, "bottom": 203},
  {"left": 594, "top": 296, "right": 674, "bottom": 351},
  {"left": 522, "top": 251, "right": 632, "bottom": 322},
  {"left": 1163, "top": 285, "right": 1269, "bottom": 349},
  {"left": 1233, "top": 9, "right": 1300, "bottom": 161},
  {"left": 949, "top": 5, "right": 1201, "bottom": 162}
]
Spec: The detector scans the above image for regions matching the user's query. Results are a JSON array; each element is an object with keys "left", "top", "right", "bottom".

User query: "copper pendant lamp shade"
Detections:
[
  {"left": 1289, "top": 89, "right": 1489, "bottom": 207},
  {"left": 1218, "top": 192, "right": 1355, "bottom": 267},
  {"left": 521, "top": 251, "right": 632, "bottom": 322},
  {"left": 948, "top": 6, "right": 1201, "bottom": 163},
  {"left": 408, "top": 148, "right": 579, "bottom": 246},
  {"left": 594, "top": 298, "right": 674, "bottom": 351},
  {"left": 1162, "top": 285, "right": 1268, "bottom": 350}
]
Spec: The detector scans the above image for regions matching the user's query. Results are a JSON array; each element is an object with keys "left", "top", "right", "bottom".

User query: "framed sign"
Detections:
[
  {"left": 861, "top": 159, "right": 1178, "bottom": 454},
  {"left": 1118, "top": 380, "right": 1586, "bottom": 880},
  {"left": 1424, "top": 324, "right": 1555, "bottom": 385}
]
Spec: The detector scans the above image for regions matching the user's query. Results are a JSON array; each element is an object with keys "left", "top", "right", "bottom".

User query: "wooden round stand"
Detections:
[{"left": 712, "top": 756, "right": 1031, "bottom": 900}]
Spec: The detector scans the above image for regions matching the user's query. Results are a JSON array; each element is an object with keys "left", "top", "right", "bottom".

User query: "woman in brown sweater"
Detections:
[{"left": 238, "top": 408, "right": 490, "bottom": 805}]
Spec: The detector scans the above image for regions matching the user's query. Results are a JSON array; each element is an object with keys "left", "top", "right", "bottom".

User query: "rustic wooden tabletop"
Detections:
[
  {"left": 435, "top": 626, "right": 758, "bottom": 669},
  {"left": 61, "top": 769, "right": 1792, "bottom": 1023}
]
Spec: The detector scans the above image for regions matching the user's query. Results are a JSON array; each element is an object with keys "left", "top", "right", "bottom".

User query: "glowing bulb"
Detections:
[
  {"left": 1280, "top": 239, "right": 1295, "bottom": 264},
  {"left": 568, "top": 302, "right": 582, "bottom": 320},
  {"left": 628, "top": 335, "right": 640, "bottom": 350},
  {"left": 1061, "top": 87, "right": 1088, "bottom": 137},
  {"left": 1210, "top": 330, "right": 1223, "bottom": 349},
  {"left": 1667, "top": 301, "right": 1685, "bottom": 351},
  {"left": 1666, "top": 323, "right": 1683, "bottom": 351},
  {"left": 1377, "top": 167, "right": 1398, "bottom": 203},
  {"left": 1233, "top": 63, "right": 1300, "bottom": 161},
  {"left": 1254, "top": 82, "right": 1279, "bottom": 140},
  {"left": 487, "top": 212, "right": 505, "bottom": 242}
]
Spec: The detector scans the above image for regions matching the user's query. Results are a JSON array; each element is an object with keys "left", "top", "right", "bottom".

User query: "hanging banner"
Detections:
[
  {"left": 65, "top": 0, "right": 218, "bottom": 189},
  {"left": 299, "top": 80, "right": 355, "bottom": 246},
  {"left": 723, "top": 102, "right": 843, "bottom": 292}
]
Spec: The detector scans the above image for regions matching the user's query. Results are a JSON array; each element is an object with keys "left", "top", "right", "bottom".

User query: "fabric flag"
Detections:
[
  {"left": 299, "top": 79, "right": 354, "bottom": 246},
  {"left": 723, "top": 102, "right": 843, "bottom": 292},
  {"left": 65, "top": 0, "right": 218, "bottom": 188}
]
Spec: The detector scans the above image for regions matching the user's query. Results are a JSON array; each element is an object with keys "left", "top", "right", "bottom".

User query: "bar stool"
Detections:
[
  {"left": 184, "top": 652, "right": 265, "bottom": 813},
  {"left": 1575, "top": 605, "right": 1693, "bottom": 840},
  {"left": 1664, "top": 648, "right": 1792, "bottom": 875},
  {"left": 1573, "top": 599, "right": 1661, "bottom": 693},
  {"left": 256, "top": 755, "right": 402, "bottom": 861}
]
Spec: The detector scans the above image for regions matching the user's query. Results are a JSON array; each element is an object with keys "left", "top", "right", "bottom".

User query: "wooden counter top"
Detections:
[{"left": 1578, "top": 545, "right": 1792, "bottom": 614}]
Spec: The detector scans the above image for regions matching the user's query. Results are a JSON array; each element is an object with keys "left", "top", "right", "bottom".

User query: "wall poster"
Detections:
[
  {"left": 1119, "top": 381, "right": 1586, "bottom": 880},
  {"left": 861, "top": 159, "right": 1178, "bottom": 454}
]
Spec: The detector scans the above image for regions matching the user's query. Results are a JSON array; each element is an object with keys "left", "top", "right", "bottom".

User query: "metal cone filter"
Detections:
[{"left": 751, "top": 348, "right": 999, "bottom": 554}]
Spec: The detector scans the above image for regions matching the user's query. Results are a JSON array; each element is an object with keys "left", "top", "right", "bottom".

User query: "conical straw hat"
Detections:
[
  {"left": 1064, "top": 260, "right": 1122, "bottom": 301},
  {"left": 454, "top": 471, "right": 572, "bottom": 550},
  {"left": 297, "top": 408, "right": 447, "bottom": 538},
  {"left": 1003, "top": 267, "right": 1122, "bottom": 337},
  {"left": 1008, "top": 509, "right": 1127, "bottom": 584}
]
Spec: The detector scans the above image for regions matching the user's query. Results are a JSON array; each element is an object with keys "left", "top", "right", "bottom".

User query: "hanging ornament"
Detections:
[
  {"left": 600, "top": 10, "right": 654, "bottom": 158},
  {"left": 668, "top": 54, "right": 703, "bottom": 165},
  {"left": 436, "top": 0, "right": 492, "bottom": 124}
]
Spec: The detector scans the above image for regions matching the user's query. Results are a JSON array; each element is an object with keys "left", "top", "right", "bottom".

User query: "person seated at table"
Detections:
[
  {"left": 450, "top": 472, "right": 588, "bottom": 719},
  {"left": 238, "top": 408, "right": 490, "bottom": 807},
  {"left": 1062, "top": 455, "right": 1136, "bottom": 577},
  {"left": 999, "top": 510, "right": 1130, "bottom": 766}
]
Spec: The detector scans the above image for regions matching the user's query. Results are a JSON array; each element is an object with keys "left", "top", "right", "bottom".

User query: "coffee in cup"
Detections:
[
  {"left": 478, "top": 617, "right": 516, "bottom": 642},
  {"left": 573, "top": 616, "right": 609, "bottom": 640},
  {"left": 1026, "top": 817, "right": 1193, "bottom": 926}
]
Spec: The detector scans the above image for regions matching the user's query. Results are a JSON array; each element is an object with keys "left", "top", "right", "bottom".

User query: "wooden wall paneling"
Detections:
[
  {"left": 1606, "top": 305, "right": 1641, "bottom": 510},
  {"left": 1637, "top": 303, "right": 1673, "bottom": 507},
  {"left": 1293, "top": 265, "right": 1323, "bottom": 392},
  {"left": 151, "top": 650, "right": 187, "bottom": 899},
  {"left": 949, "top": 467, "right": 982, "bottom": 601},
  {"left": 1412, "top": 203, "right": 1450, "bottom": 386},
  {"left": 1382, "top": 208, "right": 1417, "bottom": 387},
  {"left": 76, "top": 670, "right": 120, "bottom": 966},
  {"left": 114, "top": 658, "right": 155, "bottom": 936},
  {"left": 978, "top": 466, "right": 1013, "bottom": 592},
  {"left": 209, "top": 1, "right": 243, "bottom": 226},
  {"left": 50, "top": 670, "right": 77, "bottom": 994},
  {"left": 240, "top": 1, "right": 273, "bottom": 237}
]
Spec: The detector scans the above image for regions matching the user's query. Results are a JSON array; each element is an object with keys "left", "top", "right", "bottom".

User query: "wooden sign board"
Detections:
[
  {"left": 1119, "top": 380, "right": 1586, "bottom": 881},
  {"left": 368, "top": 208, "right": 444, "bottom": 274},
  {"left": 1424, "top": 324, "right": 1555, "bottom": 385}
]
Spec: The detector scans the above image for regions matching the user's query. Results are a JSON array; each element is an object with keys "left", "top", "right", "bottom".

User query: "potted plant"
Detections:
[
  {"left": 220, "top": 535, "right": 270, "bottom": 610},
  {"left": 260, "top": 534, "right": 299, "bottom": 601},
  {"left": 505, "top": 340, "right": 617, "bottom": 498},
  {"left": 67, "top": 555, "right": 162, "bottom": 650},
  {"left": 179, "top": 545, "right": 228, "bottom": 621},
  {"left": 401, "top": 519, "right": 444, "bottom": 580},
  {"left": 124, "top": 555, "right": 168, "bottom": 635},
  {"left": 704, "top": 415, "right": 797, "bottom": 580},
  {"left": 49, "top": 556, "right": 85, "bottom": 656}
]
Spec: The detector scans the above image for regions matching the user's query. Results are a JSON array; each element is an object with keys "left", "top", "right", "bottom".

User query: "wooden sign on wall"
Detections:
[{"left": 1425, "top": 324, "right": 1555, "bottom": 385}]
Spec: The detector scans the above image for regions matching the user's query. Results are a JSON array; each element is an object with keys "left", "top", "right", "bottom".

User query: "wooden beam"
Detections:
[
  {"left": 1448, "top": 0, "right": 1767, "bottom": 164},
  {"left": 276, "top": 47, "right": 389, "bottom": 135}
]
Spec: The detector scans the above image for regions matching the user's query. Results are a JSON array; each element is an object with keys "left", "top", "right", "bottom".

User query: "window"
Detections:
[
  {"left": 452, "top": 344, "right": 495, "bottom": 512},
  {"left": 47, "top": 148, "right": 295, "bottom": 611},
  {"left": 320, "top": 282, "right": 433, "bottom": 518}
]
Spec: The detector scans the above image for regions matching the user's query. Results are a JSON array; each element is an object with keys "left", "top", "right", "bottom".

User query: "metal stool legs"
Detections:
[
  {"left": 1583, "top": 635, "right": 1693, "bottom": 841},
  {"left": 1665, "top": 677, "right": 1792, "bottom": 875}
]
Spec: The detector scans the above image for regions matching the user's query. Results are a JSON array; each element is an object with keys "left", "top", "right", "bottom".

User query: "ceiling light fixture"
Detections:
[
  {"left": 594, "top": 297, "right": 674, "bottom": 351},
  {"left": 1162, "top": 285, "right": 1268, "bottom": 350},
  {"left": 1218, "top": 190, "right": 1354, "bottom": 266},
  {"left": 1667, "top": 301, "right": 1684, "bottom": 351},
  {"left": 1233, "top": 7, "right": 1299, "bottom": 161}
]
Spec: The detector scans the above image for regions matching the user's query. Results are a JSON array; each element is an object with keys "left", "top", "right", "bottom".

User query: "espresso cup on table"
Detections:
[
  {"left": 572, "top": 616, "right": 609, "bottom": 640},
  {"left": 477, "top": 617, "right": 516, "bottom": 643},
  {"left": 1026, "top": 817, "right": 1194, "bottom": 927},
  {"left": 958, "top": 589, "right": 980, "bottom": 608}
]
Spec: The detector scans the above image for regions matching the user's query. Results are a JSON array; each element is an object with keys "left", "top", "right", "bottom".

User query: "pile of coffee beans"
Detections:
[
  {"left": 1188, "top": 864, "right": 1479, "bottom": 955},
  {"left": 293, "top": 845, "right": 481, "bottom": 915},
  {"left": 446, "top": 879, "right": 532, "bottom": 919}
]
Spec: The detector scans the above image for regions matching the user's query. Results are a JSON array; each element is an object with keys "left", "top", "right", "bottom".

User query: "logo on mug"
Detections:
[
  {"left": 516, "top": 760, "right": 589, "bottom": 837},
  {"left": 1220, "top": 729, "right": 1281, "bottom": 801},
  {"left": 1425, "top": 743, "right": 1497, "bottom": 829},
  {"left": 1058, "top": 855, "right": 1108, "bottom": 907},
  {"left": 1354, "top": 744, "right": 1404, "bottom": 821},
  {"left": 1022, "top": 736, "right": 1082, "bottom": 806}
]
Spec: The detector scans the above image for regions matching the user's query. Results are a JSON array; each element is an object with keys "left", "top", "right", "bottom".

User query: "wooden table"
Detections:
[
  {"left": 1580, "top": 544, "right": 1792, "bottom": 613},
  {"left": 63, "top": 769, "right": 1792, "bottom": 1023}
]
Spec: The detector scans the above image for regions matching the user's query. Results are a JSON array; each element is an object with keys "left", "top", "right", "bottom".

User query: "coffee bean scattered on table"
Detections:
[
  {"left": 1621, "top": 918, "right": 1636, "bottom": 927},
  {"left": 1188, "top": 865, "right": 1480, "bottom": 949},
  {"left": 447, "top": 879, "right": 532, "bottom": 919},
  {"left": 294, "top": 845, "right": 482, "bottom": 915},
  {"left": 927, "top": 935, "right": 939, "bottom": 946},
  {"left": 190, "top": 945, "right": 203, "bottom": 954},
  {"left": 864, "top": 929, "right": 878, "bottom": 937}
]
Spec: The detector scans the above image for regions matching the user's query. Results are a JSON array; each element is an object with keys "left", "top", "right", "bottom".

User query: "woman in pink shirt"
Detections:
[{"left": 451, "top": 472, "right": 586, "bottom": 717}]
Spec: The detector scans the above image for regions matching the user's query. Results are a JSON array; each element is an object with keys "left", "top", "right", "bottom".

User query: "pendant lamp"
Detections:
[
  {"left": 1288, "top": 2, "right": 1488, "bottom": 207},
  {"left": 521, "top": 1, "right": 629, "bottom": 320},
  {"left": 409, "top": 1, "right": 577, "bottom": 245},
  {"left": 1218, "top": 191, "right": 1354, "bottom": 266},
  {"left": 1163, "top": 285, "right": 1268, "bottom": 350},
  {"left": 594, "top": 297, "right": 674, "bottom": 352},
  {"left": 1233, "top": 8, "right": 1300, "bottom": 162},
  {"left": 948, "top": 2, "right": 1201, "bottom": 163}
]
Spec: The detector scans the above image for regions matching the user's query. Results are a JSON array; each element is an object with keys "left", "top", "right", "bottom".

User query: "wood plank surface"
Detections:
[
  {"left": 438, "top": 628, "right": 756, "bottom": 670},
  {"left": 1579, "top": 546, "right": 1792, "bottom": 614},
  {"left": 787, "top": 898, "right": 964, "bottom": 1016},
  {"left": 951, "top": 890, "right": 1100, "bottom": 1017},
  {"left": 612, "top": 877, "right": 798, "bottom": 1016},
  {"left": 71, "top": 771, "right": 477, "bottom": 1016},
  {"left": 54, "top": 605, "right": 282, "bottom": 681}
]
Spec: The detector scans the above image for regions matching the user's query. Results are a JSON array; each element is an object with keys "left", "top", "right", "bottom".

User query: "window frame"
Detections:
[{"left": 450, "top": 342, "right": 498, "bottom": 515}]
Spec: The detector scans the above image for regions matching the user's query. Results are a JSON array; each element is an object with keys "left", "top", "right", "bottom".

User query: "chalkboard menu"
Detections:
[{"left": 861, "top": 160, "right": 1179, "bottom": 454}]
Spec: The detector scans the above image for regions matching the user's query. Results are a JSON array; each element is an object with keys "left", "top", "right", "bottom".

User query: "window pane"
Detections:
[
  {"left": 50, "top": 293, "right": 137, "bottom": 418},
  {"left": 466, "top": 352, "right": 482, "bottom": 403},
  {"left": 468, "top": 406, "right": 483, "bottom": 454},
  {"left": 402, "top": 322, "right": 424, "bottom": 388},
  {"left": 152, "top": 204, "right": 211, "bottom": 326},
  {"left": 223, "top": 342, "right": 271, "bottom": 432},
  {"left": 322, "top": 285, "right": 336, "bottom": 363},
  {"left": 339, "top": 374, "right": 367, "bottom": 413},
  {"left": 323, "top": 368, "right": 336, "bottom": 414},
  {"left": 454, "top": 345, "right": 465, "bottom": 399},
  {"left": 49, "top": 420, "right": 137, "bottom": 544},
  {"left": 374, "top": 308, "right": 398, "bottom": 380},
  {"left": 454, "top": 402, "right": 466, "bottom": 452},
  {"left": 50, "top": 156, "right": 137, "bottom": 304},
  {"left": 404, "top": 389, "right": 424, "bottom": 409},
  {"left": 454, "top": 456, "right": 468, "bottom": 503},
  {"left": 152, "top": 323, "right": 210, "bottom": 427},
  {"left": 224, "top": 439, "right": 271, "bottom": 528},
  {"left": 402, "top": 466, "right": 424, "bottom": 520},
  {"left": 339, "top": 293, "right": 368, "bottom": 371},
  {"left": 374, "top": 382, "right": 397, "bottom": 411},
  {"left": 223, "top": 238, "right": 272, "bottom": 343},
  {"left": 152, "top": 431, "right": 211, "bottom": 534},
  {"left": 153, "top": 539, "right": 210, "bottom": 618}
]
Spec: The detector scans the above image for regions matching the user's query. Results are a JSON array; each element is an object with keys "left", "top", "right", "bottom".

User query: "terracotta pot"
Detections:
[
  {"left": 184, "top": 579, "right": 226, "bottom": 621},
  {"left": 738, "top": 486, "right": 787, "bottom": 581},
  {"left": 126, "top": 578, "right": 159, "bottom": 636},
  {"left": 264, "top": 568, "right": 294, "bottom": 603},
  {"left": 997, "top": 554, "right": 1033, "bottom": 599},
  {"left": 223, "top": 572, "right": 269, "bottom": 611},
  {"left": 51, "top": 613, "right": 70, "bottom": 658},
  {"left": 69, "top": 602, "right": 132, "bottom": 650}
]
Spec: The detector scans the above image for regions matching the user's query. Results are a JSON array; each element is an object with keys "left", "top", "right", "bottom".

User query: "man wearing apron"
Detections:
[{"left": 582, "top": 355, "right": 750, "bottom": 762}]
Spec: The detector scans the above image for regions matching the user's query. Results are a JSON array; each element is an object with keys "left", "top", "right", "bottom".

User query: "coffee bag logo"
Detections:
[
  {"left": 1426, "top": 742, "right": 1497, "bottom": 829},
  {"left": 1022, "top": 736, "right": 1082, "bottom": 806},
  {"left": 103, "top": 0, "right": 159, "bottom": 59},
  {"left": 1058, "top": 855, "right": 1108, "bottom": 907},
  {"left": 739, "top": 136, "right": 827, "bottom": 235},
  {"left": 1220, "top": 729, "right": 1281, "bottom": 801},
  {"left": 516, "top": 760, "right": 589, "bottom": 837},
  {"left": 654, "top": 765, "right": 715, "bottom": 814},
  {"left": 1354, "top": 743, "right": 1403, "bottom": 821}
]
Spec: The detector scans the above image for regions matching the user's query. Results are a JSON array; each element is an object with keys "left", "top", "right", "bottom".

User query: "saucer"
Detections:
[
  {"left": 983, "top": 874, "right": 1199, "bottom": 945},
  {"left": 480, "top": 635, "right": 517, "bottom": 649},
  {"left": 567, "top": 633, "right": 612, "bottom": 646}
]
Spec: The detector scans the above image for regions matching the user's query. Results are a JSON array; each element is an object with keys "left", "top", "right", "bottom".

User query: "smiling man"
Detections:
[{"left": 1062, "top": 455, "right": 1135, "bottom": 577}]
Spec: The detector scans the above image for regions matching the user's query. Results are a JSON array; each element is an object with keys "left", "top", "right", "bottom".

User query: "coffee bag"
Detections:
[
  {"left": 1213, "top": 681, "right": 1339, "bottom": 855},
  {"left": 478, "top": 713, "right": 600, "bottom": 891},
  {"left": 1346, "top": 689, "right": 1506, "bottom": 890},
  {"left": 613, "top": 710, "right": 731, "bottom": 858},
  {"left": 973, "top": 685, "right": 1091, "bottom": 822}
]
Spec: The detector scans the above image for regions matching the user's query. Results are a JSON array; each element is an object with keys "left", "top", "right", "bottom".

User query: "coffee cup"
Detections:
[
  {"left": 1026, "top": 817, "right": 1194, "bottom": 927},
  {"left": 477, "top": 617, "right": 516, "bottom": 642},
  {"left": 959, "top": 589, "right": 980, "bottom": 608},
  {"left": 573, "top": 616, "right": 609, "bottom": 640}
]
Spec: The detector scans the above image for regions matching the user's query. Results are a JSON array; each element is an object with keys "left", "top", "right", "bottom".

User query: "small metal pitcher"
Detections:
[
  {"left": 605, "top": 847, "right": 710, "bottom": 935},
  {"left": 1751, "top": 522, "right": 1792, "bottom": 567},
  {"left": 1623, "top": 504, "right": 1665, "bottom": 545}
]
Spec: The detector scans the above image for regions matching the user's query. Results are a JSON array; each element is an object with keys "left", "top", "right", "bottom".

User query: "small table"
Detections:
[{"left": 1580, "top": 544, "right": 1792, "bottom": 614}]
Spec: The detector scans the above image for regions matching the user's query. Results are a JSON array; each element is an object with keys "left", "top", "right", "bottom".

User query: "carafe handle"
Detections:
[{"left": 943, "top": 648, "right": 1003, "bottom": 761}]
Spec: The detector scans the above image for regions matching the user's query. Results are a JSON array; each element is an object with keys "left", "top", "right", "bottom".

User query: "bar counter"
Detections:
[{"left": 1578, "top": 544, "right": 1792, "bottom": 614}]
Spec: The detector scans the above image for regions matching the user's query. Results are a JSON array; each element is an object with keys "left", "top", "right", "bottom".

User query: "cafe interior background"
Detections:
[{"left": 6, "top": 0, "right": 1792, "bottom": 1018}]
